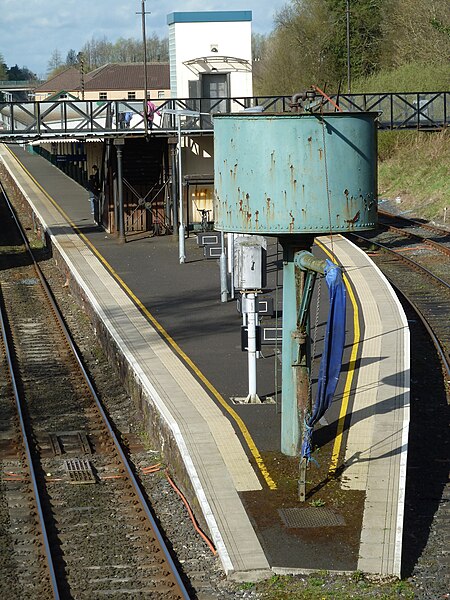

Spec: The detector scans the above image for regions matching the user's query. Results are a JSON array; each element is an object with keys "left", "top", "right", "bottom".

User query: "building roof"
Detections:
[
  {"left": 167, "top": 11, "right": 252, "bottom": 25},
  {"left": 34, "top": 63, "right": 170, "bottom": 94},
  {"left": 84, "top": 63, "right": 170, "bottom": 91},
  {"left": 34, "top": 67, "right": 83, "bottom": 93}
]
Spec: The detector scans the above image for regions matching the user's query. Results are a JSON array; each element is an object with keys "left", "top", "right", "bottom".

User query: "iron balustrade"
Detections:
[{"left": 0, "top": 92, "right": 448, "bottom": 141}]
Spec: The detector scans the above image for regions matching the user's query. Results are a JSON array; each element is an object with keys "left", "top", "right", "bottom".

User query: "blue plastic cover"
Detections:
[{"left": 302, "top": 260, "right": 346, "bottom": 461}]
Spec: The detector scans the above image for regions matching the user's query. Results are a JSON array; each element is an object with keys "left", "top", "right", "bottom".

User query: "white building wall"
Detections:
[{"left": 168, "top": 12, "right": 252, "bottom": 99}]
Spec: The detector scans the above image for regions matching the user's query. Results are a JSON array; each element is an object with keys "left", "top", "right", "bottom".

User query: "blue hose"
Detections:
[{"left": 302, "top": 259, "right": 346, "bottom": 461}]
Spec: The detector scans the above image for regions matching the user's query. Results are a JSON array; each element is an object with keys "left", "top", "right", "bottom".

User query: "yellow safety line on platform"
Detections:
[
  {"left": 5, "top": 147, "right": 277, "bottom": 491},
  {"left": 315, "top": 238, "right": 361, "bottom": 475}
]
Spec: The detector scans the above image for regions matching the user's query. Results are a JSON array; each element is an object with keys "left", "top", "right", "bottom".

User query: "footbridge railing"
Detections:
[{"left": 0, "top": 92, "right": 448, "bottom": 142}]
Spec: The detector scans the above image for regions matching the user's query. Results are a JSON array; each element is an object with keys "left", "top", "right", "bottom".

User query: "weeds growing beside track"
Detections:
[{"left": 238, "top": 571, "right": 415, "bottom": 599}]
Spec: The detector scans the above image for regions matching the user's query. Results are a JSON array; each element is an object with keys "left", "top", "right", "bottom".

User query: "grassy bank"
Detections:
[{"left": 377, "top": 128, "right": 449, "bottom": 222}]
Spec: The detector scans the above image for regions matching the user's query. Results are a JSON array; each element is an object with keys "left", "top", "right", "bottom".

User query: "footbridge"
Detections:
[{"left": 0, "top": 91, "right": 448, "bottom": 142}]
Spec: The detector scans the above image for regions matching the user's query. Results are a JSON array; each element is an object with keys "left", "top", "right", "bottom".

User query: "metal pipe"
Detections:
[
  {"left": 178, "top": 116, "right": 185, "bottom": 263},
  {"left": 116, "top": 145, "right": 125, "bottom": 244},
  {"left": 294, "top": 250, "right": 327, "bottom": 275},
  {"left": 220, "top": 231, "right": 228, "bottom": 302}
]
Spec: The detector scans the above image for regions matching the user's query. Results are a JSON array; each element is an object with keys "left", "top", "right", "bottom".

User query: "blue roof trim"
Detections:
[{"left": 167, "top": 11, "right": 252, "bottom": 25}]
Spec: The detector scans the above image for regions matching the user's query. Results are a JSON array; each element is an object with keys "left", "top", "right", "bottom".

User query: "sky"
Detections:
[{"left": 0, "top": 0, "right": 285, "bottom": 79}]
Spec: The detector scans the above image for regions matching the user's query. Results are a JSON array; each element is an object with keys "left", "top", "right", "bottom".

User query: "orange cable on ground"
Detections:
[
  {"left": 141, "top": 463, "right": 162, "bottom": 474},
  {"left": 312, "top": 85, "right": 343, "bottom": 112},
  {"left": 165, "top": 469, "right": 217, "bottom": 556}
]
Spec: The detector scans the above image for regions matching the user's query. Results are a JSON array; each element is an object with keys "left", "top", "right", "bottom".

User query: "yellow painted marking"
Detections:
[
  {"left": 4, "top": 146, "right": 278, "bottom": 490},
  {"left": 315, "top": 238, "right": 360, "bottom": 475}
]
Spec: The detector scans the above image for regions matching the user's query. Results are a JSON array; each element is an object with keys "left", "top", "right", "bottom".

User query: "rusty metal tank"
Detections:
[{"left": 213, "top": 112, "right": 378, "bottom": 234}]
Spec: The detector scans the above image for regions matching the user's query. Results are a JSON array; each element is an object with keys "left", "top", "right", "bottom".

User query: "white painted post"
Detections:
[
  {"left": 246, "top": 292, "right": 260, "bottom": 403},
  {"left": 178, "top": 115, "right": 186, "bottom": 263}
]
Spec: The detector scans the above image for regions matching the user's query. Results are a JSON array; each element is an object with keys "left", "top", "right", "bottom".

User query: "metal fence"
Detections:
[{"left": 0, "top": 92, "right": 448, "bottom": 141}]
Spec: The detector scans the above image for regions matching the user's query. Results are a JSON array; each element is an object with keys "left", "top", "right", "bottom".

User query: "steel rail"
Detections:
[
  {"left": 378, "top": 208, "right": 450, "bottom": 238},
  {"left": 348, "top": 232, "right": 450, "bottom": 377},
  {"left": 0, "top": 183, "right": 61, "bottom": 598},
  {"left": 1, "top": 180, "right": 191, "bottom": 600},
  {"left": 379, "top": 223, "right": 450, "bottom": 257}
]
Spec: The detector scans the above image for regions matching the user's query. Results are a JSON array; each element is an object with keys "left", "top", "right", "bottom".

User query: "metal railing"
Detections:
[{"left": 0, "top": 92, "right": 448, "bottom": 141}]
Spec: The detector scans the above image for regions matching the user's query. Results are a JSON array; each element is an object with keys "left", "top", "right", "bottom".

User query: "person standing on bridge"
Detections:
[
  {"left": 87, "top": 165, "right": 100, "bottom": 222},
  {"left": 146, "top": 100, "right": 160, "bottom": 131}
]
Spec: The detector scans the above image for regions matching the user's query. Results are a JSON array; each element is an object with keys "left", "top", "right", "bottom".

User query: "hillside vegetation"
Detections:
[
  {"left": 254, "top": 0, "right": 450, "bottom": 223},
  {"left": 356, "top": 62, "right": 450, "bottom": 223},
  {"left": 378, "top": 129, "right": 449, "bottom": 222}
]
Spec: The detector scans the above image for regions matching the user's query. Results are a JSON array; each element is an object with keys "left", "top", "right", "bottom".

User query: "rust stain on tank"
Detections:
[
  {"left": 270, "top": 150, "right": 276, "bottom": 171},
  {"left": 289, "top": 211, "right": 295, "bottom": 233},
  {"left": 345, "top": 210, "right": 360, "bottom": 227},
  {"left": 290, "top": 164, "right": 297, "bottom": 190},
  {"left": 318, "top": 148, "right": 323, "bottom": 160}
]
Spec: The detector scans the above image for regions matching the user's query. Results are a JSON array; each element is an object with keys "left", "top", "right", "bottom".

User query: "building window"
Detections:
[
  {"left": 128, "top": 92, "right": 136, "bottom": 100},
  {"left": 158, "top": 90, "right": 164, "bottom": 99},
  {"left": 99, "top": 92, "right": 107, "bottom": 100}
]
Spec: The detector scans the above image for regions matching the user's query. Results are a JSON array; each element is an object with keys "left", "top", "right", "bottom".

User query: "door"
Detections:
[{"left": 201, "top": 73, "right": 230, "bottom": 127}]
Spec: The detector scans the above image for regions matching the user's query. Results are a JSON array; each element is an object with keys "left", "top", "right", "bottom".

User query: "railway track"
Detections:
[
  {"left": 0, "top": 184, "right": 190, "bottom": 598},
  {"left": 348, "top": 217, "right": 450, "bottom": 372}
]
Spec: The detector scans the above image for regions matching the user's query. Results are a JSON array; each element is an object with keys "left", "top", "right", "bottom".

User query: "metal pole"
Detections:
[
  {"left": 113, "top": 173, "right": 119, "bottom": 236},
  {"left": 280, "top": 238, "right": 314, "bottom": 456},
  {"left": 77, "top": 53, "right": 85, "bottom": 100},
  {"left": 141, "top": 0, "right": 149, "bottom": 136},
  {"left": 220, "top": 231, "right": 228, "bottom": 302},
  {"left": 346, "top": 0, "right": 351, "bottom": 94},
  {"left": 178, "top": 116, "right": 186, "bottom": 263},
  {"left": 246, "top": 292, "right": 260, "bottom": 403},
  {"left": 116, "top": 146, "right": 125, "bottom": 244},
  {"left": 170, "top": 141, "right": 178, "bottom": 231},
  {"left": 228, "top": 233, "right": 235, "bottom": 300}
]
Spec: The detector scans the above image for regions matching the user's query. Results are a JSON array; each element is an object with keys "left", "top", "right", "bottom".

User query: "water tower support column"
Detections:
[
  {"left": 280, "top": 238, "right": 327, "bottom": 462},
  {"left": 280, "top": 237, "right": 313, "bottom": 456}
]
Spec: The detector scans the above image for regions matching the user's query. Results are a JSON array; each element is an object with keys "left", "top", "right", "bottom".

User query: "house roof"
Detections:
[
  {"left": 34, "top": 63, "right": 170, "bottom": 93},
  {"left": 34, "top": 67, "right": 83, "bottom": 93},
  {"left": 84, "top": 63, "right": 170, "bottom": 91}
]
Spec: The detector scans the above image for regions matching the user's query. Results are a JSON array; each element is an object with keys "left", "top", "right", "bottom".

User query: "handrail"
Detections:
[{"left": 0, "top": 91, "right": 448, "bottom": 141}]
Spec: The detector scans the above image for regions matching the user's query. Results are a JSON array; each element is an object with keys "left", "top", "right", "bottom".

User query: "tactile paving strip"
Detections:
[
  {"left": 64, "top": 458, "right": 96, "bottom": 484},
  {"left": 278, "top": 507, "right": 345, "bottom": 528}
]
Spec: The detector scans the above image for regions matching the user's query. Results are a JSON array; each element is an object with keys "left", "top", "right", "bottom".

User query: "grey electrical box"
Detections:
[{"left": 234, "top": 236, "right": 267, "bottom": 290}]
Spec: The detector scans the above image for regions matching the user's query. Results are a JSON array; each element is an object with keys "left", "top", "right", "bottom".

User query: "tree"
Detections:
[
  {"left": 7, "top": 64, "right": 37, "bottom": 81},
  {"left": 47, "top": 49, "right": 63, "bottom": 76},
  {"left": 324, "top": 0, "right": 384, "bottom": 84},
  {"left": 0, "top": 53, "right": 7, "bottom": 80},
  {"left": 66, "top": 49, "right": 78, "bottom": 66},
  {"left": 252, "top": 33, "right": 268, "bottom": 62},
  {"left": 256, "top": 0, "right": 335, "bottom": 94},
  {"left": 383, "top": 0, "right": 450, "bottom": 67}
]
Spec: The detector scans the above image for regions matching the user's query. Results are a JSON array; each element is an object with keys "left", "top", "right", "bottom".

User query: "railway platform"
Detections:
[{"left": 0, "top": 143, "right": 410, "bottom": 580}]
